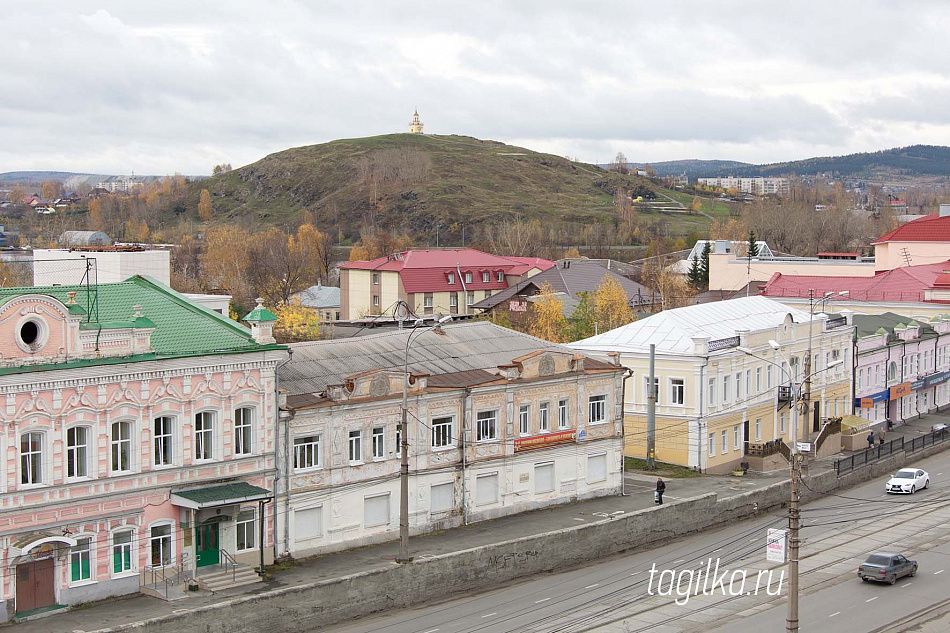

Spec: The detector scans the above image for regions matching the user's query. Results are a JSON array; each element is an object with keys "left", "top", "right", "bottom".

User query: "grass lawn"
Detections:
[{"left": 624, "top": 457, "right": 703, "bottom": 478}]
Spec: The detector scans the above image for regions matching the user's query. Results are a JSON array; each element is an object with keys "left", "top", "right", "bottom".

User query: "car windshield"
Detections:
[
  {"left": 865, "top": 555, "right": 891, "bottom": 566},
  {"left": 893, "top": 472, "right": 915, "bottom": 479}
]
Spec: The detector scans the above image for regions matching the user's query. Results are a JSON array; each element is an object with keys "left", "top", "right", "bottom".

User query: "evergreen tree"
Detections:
[
  {"left": 748, "top": 230, "right": 759, "bottom": 257},
  {"left": 699, "top": 241, "right": 712, "bottom": 288},
  {"left": 687, "top": 255, "right": 702, "bottom": 289}
]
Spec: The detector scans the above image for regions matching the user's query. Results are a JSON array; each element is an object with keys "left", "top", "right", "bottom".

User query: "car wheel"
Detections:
[
  {"left": 925, "top": 479, "right": 930, "bottom": 489},
  {"left": 861, "top": 577, "right": 869, "bottom": 582},
  {"left": 889, "top": 576, "right": 897, "bottom": 585},
  {"left": 911, "top": 565, "right": 918, "bottom": 577},
  {"left": 911, "top": 485, "right": 916, "bottom": 494}
]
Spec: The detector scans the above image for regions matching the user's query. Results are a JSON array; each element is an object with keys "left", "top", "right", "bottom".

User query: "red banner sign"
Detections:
[{"left": 514, "top": 430, "right": 577, "bottom": 452}]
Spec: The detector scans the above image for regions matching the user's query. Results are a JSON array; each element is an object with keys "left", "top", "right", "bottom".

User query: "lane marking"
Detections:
[
  {"left": 672, "top": 559, "right": 685, "bottom": 564},
  {"left": 903, "top": 582, "right": 913, "bottom": 587},
  {"left": 585, "top": 584, "right": 599, "bottom": 589},
  {"left": 631, "top": 571, "right": 642, "bottom": 576},
  {"left": 829, "top": 612, "right": 840, "bottom": 618},
  {"left": 866, "top": 597, "right": 878, "bottom": 603},
  {"left": 938, "top": 473, "right": 943, "bottom": 476},
  {"left": 936, "top": 570, "right": 945, "bottom": 575},
  {"left": 535, "top": 598, "right": 551, "bottom": 604},
  {"left": 713, "top": 548, "right": 722, "bottom": 553},
  {"left": 481, "top": 613, "right": 497, "bottom": 618},
  {"left": 573, "top": 518, "right": 585, "bottom": 522},
  {"left": 422, "top": 629, "right": 440, "bottom": 633}
]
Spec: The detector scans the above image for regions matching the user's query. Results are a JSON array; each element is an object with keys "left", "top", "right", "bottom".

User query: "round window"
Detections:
[
  {"left": 16, "top": 317, "right": 47, "bottom": 353},
  {"left": 20, "top": 321, "right": 39, "bottom": 346}
]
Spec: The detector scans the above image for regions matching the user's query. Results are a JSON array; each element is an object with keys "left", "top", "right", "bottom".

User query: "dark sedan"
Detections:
[{"left": 857, "top": 552, "right": 917, "bottom": 585}]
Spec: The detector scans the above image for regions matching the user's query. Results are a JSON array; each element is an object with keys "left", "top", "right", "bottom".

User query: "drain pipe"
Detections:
[
  {"left": 620, "top": 364, "right": 633, "bottom": 496},
  {"left": 274, "top": 348, "right": 294, "bottom": 557},
  {"left": 461, "top": 387, "right": 471, "bottom": 525}
]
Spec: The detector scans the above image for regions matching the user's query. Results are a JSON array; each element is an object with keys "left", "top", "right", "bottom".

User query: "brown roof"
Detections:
[{"left": 426, "top": 369, "right": 499, "bottom": 389}]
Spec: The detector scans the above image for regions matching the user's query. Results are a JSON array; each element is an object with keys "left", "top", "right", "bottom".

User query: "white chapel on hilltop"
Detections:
[{"left": 408, "top": 109, "right": 424, "bottom": 134}]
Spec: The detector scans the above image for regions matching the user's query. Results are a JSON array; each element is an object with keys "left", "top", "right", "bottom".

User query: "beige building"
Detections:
[
  {"left": 570, "top": 296, "right": 854, "bottom": 474},
  {"left": 278, "top": 322, "right": 624, "bottom": 557},
  {"left": 338, "top": 248, "right": 554, "bottom": 321},
  {"left": 408, "top": 110, "right": 424, "bottom": 134}
]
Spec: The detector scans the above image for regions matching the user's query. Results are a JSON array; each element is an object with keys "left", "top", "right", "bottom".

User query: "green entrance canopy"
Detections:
[{"left": 170, "top": 482, "right": 271, "bottom": 509}]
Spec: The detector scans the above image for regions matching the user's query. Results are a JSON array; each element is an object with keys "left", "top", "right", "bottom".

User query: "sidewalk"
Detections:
[{"left": 16, "top": 409, "right": 950, "bottom": 633}]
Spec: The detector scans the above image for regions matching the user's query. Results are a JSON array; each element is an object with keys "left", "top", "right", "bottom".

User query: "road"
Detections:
[{"left": 315, "top": 449, "right": 950, "bottom": 633}]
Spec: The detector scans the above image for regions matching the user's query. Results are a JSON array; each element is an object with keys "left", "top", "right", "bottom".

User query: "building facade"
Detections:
[
  {"left": 277, "top": 322, "right": 624, "bottom": 557},
  {"left": 338, "top": 248, "right": 554, "bottom": 321},
  {"left": 853, "top": 313, "right": 950, "bottom": 425},
  {"left": 570, "top": 296, "right": 854, "bottom": 474},
  {"left": 0, "top": 277, "right": 285, "bottom": 621},
  {"left": 696, "top": 177, "right": 789, "bottom": 196}
]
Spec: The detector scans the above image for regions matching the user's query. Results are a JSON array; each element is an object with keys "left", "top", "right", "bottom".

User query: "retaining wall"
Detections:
[{"left": 91, "top": 442, "right": 950, "bottom": 633}]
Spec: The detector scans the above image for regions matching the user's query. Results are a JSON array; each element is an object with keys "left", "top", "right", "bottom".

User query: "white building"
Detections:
[
  {"left": 697, "top": 177, "right": 789, "bottom": 196},
  {"left": 277, "top": 322, "right": 625, "bottom": 557}
]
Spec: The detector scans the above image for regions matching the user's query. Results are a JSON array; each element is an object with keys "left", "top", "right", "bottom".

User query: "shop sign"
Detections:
[{"left": 514, "top": 430, "right": 576, "bottom": 452}]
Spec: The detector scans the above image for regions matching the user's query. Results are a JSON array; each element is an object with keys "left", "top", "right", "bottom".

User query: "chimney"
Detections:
[
  {"left": 241, "top": 298, "right": 278, "bottom": 345},
  {"left": 940, "top": 204, "right": 950, "bottom": 218}
]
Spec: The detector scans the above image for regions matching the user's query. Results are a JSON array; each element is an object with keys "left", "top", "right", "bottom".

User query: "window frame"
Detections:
[
  {"left": 66, "top": 425, "right": 91, "bottom": 480},
  {"left": 464, "top": 272, "right": 473, "bottom": 283},
  {"left": 293, "top": 434, "right": 321, "bottom": 471},
  {"left": 153, "top": 415, "right": 174, "bottom": 467},
  {"left": 558, "top": 399, "right": 569, "bottom": 430},
  {"left": 194, "top": 410, "right": 216, "bottom": 461},
  {"left": 670, "top": 378, "right": 685, "bottom": 406},
  {"left": 148, "top": 521, "right": 174, "bottom": 568},
  {"left": 476, "top": 410, "right": 499, "bottom": 442},
  {"left": 348, "top": 429, "right": 363, "bottom": 464},
  {"left": 519, "top": 404, "right": 530, "bottom": 436},
  {"left": 20, "top": 431, "right": 45, "bottom": 486},
  {"left": 539, "top": 402, "right": 550, "bottom": 433},
  {"left": 70, "top": 535, "right": 93, "bottom": 584},
  {"left": 372, "top": 426, "right": 385, "bottom": 460},
  {"left": 111, "top": 528, "right": 135, "bottom": 577},
  {"left": 482, "top": 271, "right": 490, "bottom": 283},
  {"left": 431, "top": 416, "right": 455, "bottom": 449},
  {"left": 110, "top": 420, "right": 134, "bottom": 474},
  {"left": 236, "top": 507, "right": 256, "bottom": 552},
  {"left": 234, "top": 407, "right": 254, "bottom": 456},
  {"left": 588, "top": 394, "right": 607, "bottom": 425}
]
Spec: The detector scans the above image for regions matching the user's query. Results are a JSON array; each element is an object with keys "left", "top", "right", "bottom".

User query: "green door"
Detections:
[{"left": 195, "top": 522, "right": 220, "bottom": 568}]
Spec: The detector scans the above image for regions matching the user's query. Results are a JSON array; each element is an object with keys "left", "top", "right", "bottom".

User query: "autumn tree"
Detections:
[
  {"left": 200, "top": 225, "right": 253, "bottom": 305},
  {"left": 563, "top": 246, "right": 581, "bottom": 259},
  {"left": 641, "top": 256, "right": 695, "bottom": 310},
  {"left": 212, "top": 163, "right": 233, "bottom": 175},
  {"left": 594, "top": 275, "right": 635, "bottom": 332},
  {"left": 527, "top": 282, "right": 569, "bottom": 343},
  {"left": 272, "top": 297, "right": 322, "bottom": 343},
  {"left": 569, "top": 291, "right": 597, "bottom": 340},
  {"left": 348, "top": 231, "right": 413, "bottom": 261},
  {"left": 690, "top": 196, "right": 702, "bottom": 213},
  {"left": 610, "top": 152, "right": 629, "bottom": 175},
  {"left": 246, "top": 224, "right": 329, "bottom": 306},
  {"left": 123, "top": 217, "right": 150, "bottom": 243},
  {"left": 198, "top": 189, "right": 213, "bottom": 221},
  {"left": 7, "top": 185, "right": 28, "bottom": 205},
  {"left": 41, "top": 180, "right": 62, "bottom": 200}
]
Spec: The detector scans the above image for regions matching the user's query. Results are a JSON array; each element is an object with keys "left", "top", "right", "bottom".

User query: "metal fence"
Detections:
[{"left": 833, "top": 427, "right": 950, "bottom": 475}]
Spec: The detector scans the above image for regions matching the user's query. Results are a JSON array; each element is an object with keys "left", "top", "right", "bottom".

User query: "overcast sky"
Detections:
[{"left": 3, "top": 1, "right": 950, "bottom": 175}]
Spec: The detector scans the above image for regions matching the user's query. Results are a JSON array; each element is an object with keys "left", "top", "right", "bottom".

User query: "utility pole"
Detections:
[
  {"left": 647, "top": 343, "right": 656, "bottom": 469},
  {"left": 787, "top": 384, "right": 801, "bottom": 633},
  {"left": 803, "top": 290, "right": 814, "bottom": 443}
]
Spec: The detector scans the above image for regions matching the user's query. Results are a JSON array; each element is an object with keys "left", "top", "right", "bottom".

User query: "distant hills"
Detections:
[
  {"left": 186, "top": 134, "right": 658, "bottom": 243},
  {"left": 651, "top": 145, "right": 950, "bottom": 179}
]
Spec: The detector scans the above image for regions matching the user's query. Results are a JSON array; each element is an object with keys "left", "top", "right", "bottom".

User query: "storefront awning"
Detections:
[{"left": 170, "top": 482, "right": 271, "bottom": 510}]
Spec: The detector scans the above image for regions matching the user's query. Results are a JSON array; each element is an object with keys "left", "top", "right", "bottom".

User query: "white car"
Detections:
[{"left": 885, "top": 468, "right": 929, "bottom": 494}]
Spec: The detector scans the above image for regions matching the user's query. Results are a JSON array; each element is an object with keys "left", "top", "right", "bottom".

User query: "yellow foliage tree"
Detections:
[
  {"left": 690, "top": 196, "right": 702, "bottom": 213},
  {"left": 594, "top": 275, "right": 635, "bottom": 332},
  {"left": 709, "top": 217, "right": 748, "bottom": 241},
  {"left": 563, "top": 246, "right": 581, "bottom": 259},
  {"left": 198, "top": 189, "right": 212, "bottom": 221},
  {"left": 123, "top": 217, "right": 150, "bottom": 243},
  {"left": 527, "top": 282, "right": 569, "bottom": 343},
  {"left": 272, "top": 298, "right": 321, "bottom": 343}
]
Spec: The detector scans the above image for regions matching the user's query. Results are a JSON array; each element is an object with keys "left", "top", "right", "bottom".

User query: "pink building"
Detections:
[{"left": 0, "top": 277, "right": 286, "bottom": 621}]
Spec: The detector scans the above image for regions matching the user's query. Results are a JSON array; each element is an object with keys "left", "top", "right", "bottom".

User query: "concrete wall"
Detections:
[{"left": 91, "top": 441, "right": 950, "bottom": 633}]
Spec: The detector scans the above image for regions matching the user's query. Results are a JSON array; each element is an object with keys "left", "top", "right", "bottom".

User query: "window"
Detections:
[
  {"left": 236, "top": 509, "right": 256, "bottom": 551},
  {"left": 467, "top": 291, "right": 474, "bottom": 305},
  {"left": 519, "top": 405, "right": 530, "bottom": 435},
  {"left": 476, "top": 473, "right": 499, "bottom": 506},
  {"left": 372, "top": 273, "right": 380, "bottom": 285},
  {"left": 756, "top": 367, "right": 762, "bottom": 392},
  {"left": 755, "top": 418, "right": 762, "bottom": 441},
  {"left": 588, "top": 395, "right": 606, "bottom": 425},
  {"left": 195, "top": 411, "right": 214, "bottom": 460},
  {"left": 708, "top": 378, "right": 716, "bottom": 406},
  {"left": 708, "top": 433, "right": 715, "bottom": 457},
  {"left": 150, "top": 523, "right": 172, "bottom": 567},
  {"left": 497, "top": 271, "right": 504, "bottom": 282},
  {"left": 372, "top": 427, "right": 385, "bottom": 459},
  {"left": 558, "top": 399, "right": 569, "bottom": 429},
  {"left": 670, "top": 379, "right": 685, "bottom": 405},
  {"left": 645, "top": 377, "right": 659, "bottom": 404},
  {"left": 745, "top": 370, "right": 751, "bottom": 396},
  {"left": 294, "top": 435, "right": 321, "bottom": 470},
  {"left": 464, "top": 272, "right": 473, "bottom": 283},
  {"left": 372, "top": 295, "right": 380, "bottom": 307},
  {"left": 113, "top": 530, "right": 133, "bottom": 575},
  {"left": 484, "top": 290, "right": 491, "bottom": 300},
  {"left": 722, "top": 375, "right": 730, "bottom": 402},
  {"left": 234, "top": 407, "right": 253, "bottom": 456},
  {"left": 154, "top": 416, "right": 173, "bottom": 466},
  {"left": 539, "top": 402, "right": 550, "bottom": 432},
  {"left": 364, "top": 493, "right": 390, "bottom": 527},
  {"left": 767, "top": 365, "right": 773, "bottom": 389},
  {"left": 295, "top": 506, "right": 323, "bottom": 541},
  {"left": 71, "top": 537, "right": 92, "bottom": 582},
  {"left": 20, "top": 432, "right": 43, "bottom": 485},
  {"left": 482, "top": 272, "right": 490, "bottom": 283},
  {"left": 111, "top": 421, "right": 133, "bottom": 472},
  {"left": 424, "top": 294, "right": 433, "bottom": 309},
  {"left": 477, "top": 410, "right": 498, "bottom": 442},
  {"left": 431, "top": 416, "right": 453, "bottom": 448},
  {"left": 67, "top": 426, "right": 89, "bottom": 478},
  {"left": 736, "top": 374, "right": 742, "bottom": 400},
  {"left": 450, "top": 293, "right": 458, "bottom": 307},
  {"left": 780, "top": 412, "right": 787, "bottom": 434},
  {"left": 535, "top": 463, "right": 555, "bottom": 493},
  {"left": 430, "top": 482, "right": 455, "bottom": 513},
  {"left": 587, "top": 453, "right": 607, "bottom": 482},
  {"left": 348, "top": 430, "right": 362, "bottom": 463},
  {"left": 447, "top": 273, "right": 455, "bottom": 285},
  {"left": 733, "top": 425, "right": 740, "bottom": 450}
]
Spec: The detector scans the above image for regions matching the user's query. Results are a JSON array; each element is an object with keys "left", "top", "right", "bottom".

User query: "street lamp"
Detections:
[
  {"left": 738, "top": 343, "right": 841, "bottom": 633},
  {"left": 397, "top": 315, "right": 451, "bottom": 564},
  {"left": 803, "top": 290, "right": 848, "bottom": 442}
]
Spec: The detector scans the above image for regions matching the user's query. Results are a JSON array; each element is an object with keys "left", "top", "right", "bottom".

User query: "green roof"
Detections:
[
  {"left": 171, "top": 482, "right": 271, "bottom": 509},
  {"left": 0, "top": 275, "right": 284, "bottom": 360}
]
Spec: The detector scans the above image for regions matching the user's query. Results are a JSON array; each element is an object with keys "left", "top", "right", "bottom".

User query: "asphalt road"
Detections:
[{"left": 315, "top": 449, "right": 950, "bottom": 633}]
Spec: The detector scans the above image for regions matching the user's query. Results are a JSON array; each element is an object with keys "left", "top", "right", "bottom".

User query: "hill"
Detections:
[
  {"left": 188, "top": 134, "right": 677, "bottom": 244},
  {"left": 0, "top": 171, "right": 95, "bottom": 184},
  {"left": 632, "top": 159, "right": 751, "bottom": 177},
  {"left": 701, "top": 145, "right": 950, "bottom": 179}
]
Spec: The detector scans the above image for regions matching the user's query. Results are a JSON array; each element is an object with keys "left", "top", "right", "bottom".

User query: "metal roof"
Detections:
[
  {"left": 569, "top": 295, "right": 813, "bottom": 356},
  {"left": 293, "top": 283, "right": 341, "bottom": 309},
  {"left": 280, "top": 321, "right": 570, "bottom": 395}
]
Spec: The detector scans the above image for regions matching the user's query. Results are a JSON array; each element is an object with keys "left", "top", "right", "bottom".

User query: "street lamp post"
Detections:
[
  {"left": 397, "top": 315, "right": 450, "bottom": 564},
  {"left": 738, "top": 342, "right": 842, "bottom": 633}
]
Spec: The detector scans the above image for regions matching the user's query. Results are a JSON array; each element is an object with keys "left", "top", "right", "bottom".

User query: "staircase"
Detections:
[{"left": 198, "top": 563, "right": 263, "bottom": 592}]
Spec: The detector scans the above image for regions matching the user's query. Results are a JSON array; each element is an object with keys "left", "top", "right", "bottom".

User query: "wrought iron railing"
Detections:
[{"left": 708, "top": 336, "right": 740, "bottom": 352}]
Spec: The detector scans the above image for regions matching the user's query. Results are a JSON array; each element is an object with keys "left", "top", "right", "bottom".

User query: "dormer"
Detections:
[
  {"left": 508, "top": 350, "right": 575, "bottom": 379},
  {"left": 930, "top": 314, "right": 950, "bottom": 335},
  {"left": 325, "top": 369, "right": 427, "bottom": 402},
  {"left": 894, "top": 321, "right": 920, "bottom": 341}
]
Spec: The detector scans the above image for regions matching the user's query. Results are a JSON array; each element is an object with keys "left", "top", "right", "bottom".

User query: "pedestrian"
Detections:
[
  {"left": 655, "top": 477, "right": 666, "bottom": 505},
  {"left": 877, "top": 428, "right": 885, "bottom": 446},
  {"left": 867, "top": 431, "right": 875, "bottom": 449}
]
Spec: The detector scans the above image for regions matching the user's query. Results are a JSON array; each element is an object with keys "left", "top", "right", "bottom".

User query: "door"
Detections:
[
  {"left": 195, "top": 522, "right": 220, "bottom": 568},
  {"left": 742, "top": 421, "right": 750, "bottom": 453},
  {"left": 16, "top": 558, "right": 56, "bottom": 613},
  {"left": 812, "top": 401, "right": 821, "bottom": 433}
]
